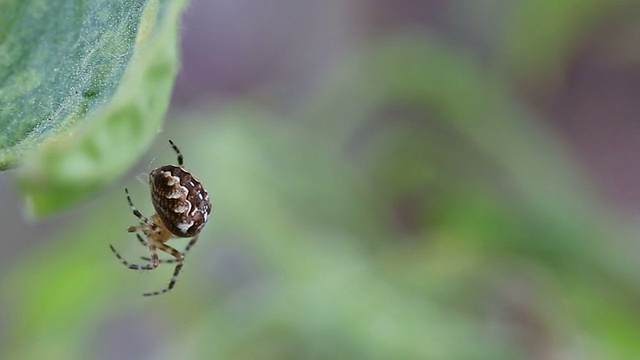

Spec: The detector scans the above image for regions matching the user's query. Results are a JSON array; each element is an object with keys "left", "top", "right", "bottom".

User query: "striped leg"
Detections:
[
  {"left": 135, "top": 234, "right": 148, "bottom": 247},
  {"left": 143, "top": 243, "right": 185, "bottom": 296},
  {"left": 141, "top": 235, "right": 199, "bottom": 264},
  {"left": 168, "top": 140, "right": 184, "bottom": 166},
  {"left": 125, "top": 188, "right": 158, "bottom": 233},
  {"left": 110, "top": 244, "right": 159, "bottom": 270}
]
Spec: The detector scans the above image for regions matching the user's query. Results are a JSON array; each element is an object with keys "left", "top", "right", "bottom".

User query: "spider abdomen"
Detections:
[{"left": 149, "top": 165, "right": 211, "bottom": 237}]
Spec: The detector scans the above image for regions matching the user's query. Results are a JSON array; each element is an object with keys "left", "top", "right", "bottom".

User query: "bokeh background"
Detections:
[{"left": 2, "top": 0, "right": 640, "bottom": 359}]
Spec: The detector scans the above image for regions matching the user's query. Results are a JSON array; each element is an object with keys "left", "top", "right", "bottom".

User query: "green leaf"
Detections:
[{"left": 0, "top": 0, "right": 186, "bottom": 216}]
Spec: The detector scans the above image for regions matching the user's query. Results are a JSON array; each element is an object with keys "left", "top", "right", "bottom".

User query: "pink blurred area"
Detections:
[{"left": 171, "top": 0, "right": 366, "bottom": 106}]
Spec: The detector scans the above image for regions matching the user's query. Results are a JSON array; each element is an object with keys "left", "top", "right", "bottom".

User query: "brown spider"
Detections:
[{"left": 110, "top": 140, "right": 212, "bottom": 296}]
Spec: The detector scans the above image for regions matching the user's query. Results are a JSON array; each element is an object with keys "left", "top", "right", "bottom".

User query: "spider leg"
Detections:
[
  {"left": 168, "top": 140, "right": 184, "bottom": 166},
  {"left": 141, "top": 235, "right": 199, "bottom": 264},
  {"left": 135, "top": 233, "right": 148, "bottom": 247},
  {"left": 125, "top": 188, "right": 156, "bottom": 232},
  {"left": 110, "top": 244, "right": 159, "bottom": 270},
  {"left": 141, "top": 257, "right": 176, "bottom": 264},
  {"left": 143, "top": 243, "right": 185, "bottom": 296}
]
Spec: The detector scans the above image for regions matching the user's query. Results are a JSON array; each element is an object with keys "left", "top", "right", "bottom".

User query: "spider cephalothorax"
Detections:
[{"left": 110, "top": 140, "right": 212, "bottom": 296}]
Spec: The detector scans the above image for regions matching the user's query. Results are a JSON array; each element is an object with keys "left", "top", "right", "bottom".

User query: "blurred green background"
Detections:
[{"left": 2, "top": 0, "right": 640, "bottom": 359}]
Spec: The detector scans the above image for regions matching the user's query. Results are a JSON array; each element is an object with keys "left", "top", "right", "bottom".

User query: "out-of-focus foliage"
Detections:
[
  {"left": 2, "top": 0, "right": 640, "bottom": 359},
  {"left": 0, "top": 0, "right": 185, "bottom": 216},
  {"left": 502, "top": 0, "right": 640, "bottom": 91}
]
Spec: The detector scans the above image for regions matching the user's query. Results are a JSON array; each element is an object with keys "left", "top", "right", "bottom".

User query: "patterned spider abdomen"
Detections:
[{"left": 149, "top": 165, "right": 211, "bottom": 237}]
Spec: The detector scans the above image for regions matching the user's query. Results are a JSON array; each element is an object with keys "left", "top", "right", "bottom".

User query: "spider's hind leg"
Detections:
[
  {"left": 141, "top": 235, "right": 199, "bottom": 264},
  {"left": 109, "top": 244, "right": 159, "bottom": 270},
  {"left": 168, "top": 140, "right": 184, "bottom": 166},
  {"left": 143, "top": 243, "right": 185, "bottom": 296}
]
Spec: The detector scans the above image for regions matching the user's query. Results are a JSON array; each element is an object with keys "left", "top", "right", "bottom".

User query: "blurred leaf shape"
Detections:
[{"left": 0, "top": 0, "right": 186, "bottom": 216}]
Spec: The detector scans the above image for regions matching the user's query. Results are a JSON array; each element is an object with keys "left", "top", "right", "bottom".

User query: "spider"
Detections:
[{"left": 110, "top": 140, "right": 212, "bottom": 296}]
